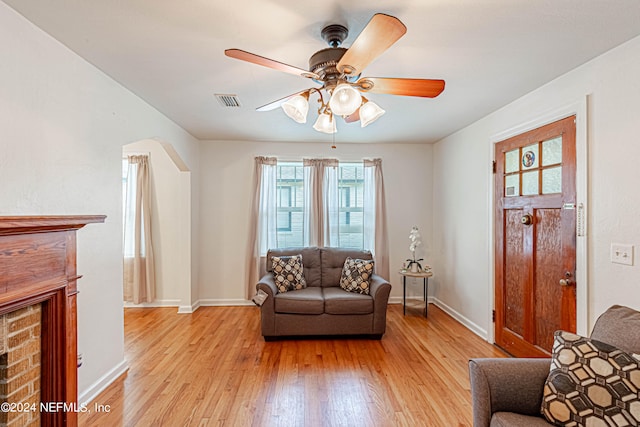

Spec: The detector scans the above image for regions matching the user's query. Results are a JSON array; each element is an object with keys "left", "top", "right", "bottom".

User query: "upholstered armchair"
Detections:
[{"left": 469, "top": 305, "right": 640, "bottom": 427}]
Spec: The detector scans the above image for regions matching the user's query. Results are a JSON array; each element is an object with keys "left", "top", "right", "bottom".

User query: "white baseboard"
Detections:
[
  {"left": 198, "top": 299, "right": 254, "bottom": 307},
  {"left": 124, "top": 299, "right": 181, "bottom": 308},
  {"left": 389, "top": 296, "right": 488, "bottom": 340},
  {"left": 388, "top": 296, "right": 436, "bottom": 305},
  {"left": 79, "top": 359, "right": 129, "bottom": 406},
  {"left": 431, "top": 298, "right": 488, "bottom": 340},
  {"left": 177, "top": 300, "right": 201, "bottom": 314},
  {"left": 177, "top": 299, "right": 256, "bottom": 312}
]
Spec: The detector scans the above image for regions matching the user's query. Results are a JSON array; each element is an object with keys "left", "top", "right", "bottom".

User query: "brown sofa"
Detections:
[
  {"left": 256, "top": 246, "right": 392, "bottom": 340},
  {"left": 468, "top": 305, "right": 640, "bottom": 426}
]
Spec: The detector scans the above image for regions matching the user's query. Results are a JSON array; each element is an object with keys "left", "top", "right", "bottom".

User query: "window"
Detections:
[
  {"left": 122, "top": 157, "right": 139, "bottom": 258},
  {"left": 275, "top": 163, "right": 304, "bottom": 247},
  {"left": 248, "top": 156, "right": 389, "bottom": 296},
  {"left": 271, "top": 161, "right": 365, "bottom": 250},
  {"left": 338, "top": 163, "right": 364, "bottom": 249}
]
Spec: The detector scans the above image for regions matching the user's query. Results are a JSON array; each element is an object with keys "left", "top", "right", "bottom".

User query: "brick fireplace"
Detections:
[
  {"left": 0, "top": 304, "right": 42, "bottom": 426},
  {"left": 0, "top": 216, "right": 105, "bottom": 427}
]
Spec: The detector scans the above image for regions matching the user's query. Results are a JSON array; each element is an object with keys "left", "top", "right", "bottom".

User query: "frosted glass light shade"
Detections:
[
  {"left": 329, "top": 84, "right": 362, "bottom": 116},
  {"left": 282, "top": 95, "right": 309, "bottom": 123},
  {"left": 313, "top": 113, "right": 337, "bottom": 134},
  {"left": 359, "top": 101, "right": 385, "bottom": 127}
]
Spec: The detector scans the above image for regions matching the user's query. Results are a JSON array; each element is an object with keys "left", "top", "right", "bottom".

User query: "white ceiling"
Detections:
[{"left": 4, "top": 0, "right": 640, "bottom": 144}]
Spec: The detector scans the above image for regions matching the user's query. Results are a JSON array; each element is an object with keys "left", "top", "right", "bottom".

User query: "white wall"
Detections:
[
  {"left": 123, "top": 140, "right": 193, "bottom": 308},
  {"left": 0, "top": 3, "right": 200, "bottom": 401},
  {"left": 197, "top": 140, "right": 433, "bottom": 303},
  {"left": 432, "top": 34, "right": 640, "bottom": 339}
]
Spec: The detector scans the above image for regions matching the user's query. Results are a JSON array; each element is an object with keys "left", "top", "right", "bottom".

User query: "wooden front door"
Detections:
[{"left": 494, "top": 116, "right": 577, "bottom": 357}]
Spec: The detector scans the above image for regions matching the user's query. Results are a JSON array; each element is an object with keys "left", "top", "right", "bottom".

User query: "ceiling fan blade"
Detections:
[
  {"left": 255, "top": 90, "right": 309, "bottom": 112},
  {"left": 337, "top": 14, "right": 407, "bottom": 76},
  {"left": 356, "top": 77, "right": 445, "bottom": 98},
  {"left": 225, "top": 49, "right": 319, "bottom": 80},
  {"left": 344, "top": 110, "right": 360, "bottom": 123}
]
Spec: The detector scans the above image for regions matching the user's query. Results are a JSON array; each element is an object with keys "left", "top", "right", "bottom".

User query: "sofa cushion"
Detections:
[
  {"left": 490, "top": 412, "right": 552, "bottom": 427},
  {"left": 267, "top": 247, "right": 321, "bottom": 287},
  {"left": 272, "top": 254, "right": 306, "bottom": 293},
  {"left": 339, "top": 257, "right": 374, "bottom": 295},
  {"left": 590, "top": 304, "right": 640, "bottom": 354},
  {"left": 323, "top": 287, "right": 374, "bottom": 315},
  {"left": 274, "top": 287, "right": 324, "bottom": 315},
  {"left": 321, "top": 248, "right": 373, "bottom": 288},
  {"left": 541, "top": 330, "right": 640, "bottom": 427}
]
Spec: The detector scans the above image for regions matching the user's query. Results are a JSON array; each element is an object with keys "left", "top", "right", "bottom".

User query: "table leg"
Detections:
[
  {"left": 424, "top": 277, "right": 429, "bottom": 317},
  {"left": 403, "top": 275, "right": 407, "bottom": 315}
]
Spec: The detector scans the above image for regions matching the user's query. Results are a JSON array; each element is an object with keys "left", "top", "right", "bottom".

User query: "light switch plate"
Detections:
[{"left": 611, "top": 243, "right": 634, "bottom": 266}]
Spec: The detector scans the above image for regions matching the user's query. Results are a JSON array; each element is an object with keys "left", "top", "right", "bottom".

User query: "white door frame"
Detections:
[{"left": 486, "top": 96, "right": 589, "bottom": 343}]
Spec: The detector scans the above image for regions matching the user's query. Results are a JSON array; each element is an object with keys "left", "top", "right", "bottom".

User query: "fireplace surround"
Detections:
[{"left": 0, "top": 215, "right": 105, "bottom": 426}]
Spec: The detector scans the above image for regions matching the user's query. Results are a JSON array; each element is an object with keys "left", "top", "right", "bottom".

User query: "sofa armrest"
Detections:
[
  {"left": 256, "top": 274, "right": 277, "bottom": 337},
  {"left": 370, "top": 274, "right": 391, "bottom": 301},
  {"left": 257, "top": 274, "right": 277, "bottom": 297},
  {"left": 468, "top": 358, "right": 551, "bottom": 427},
  {"left": 370, "top": 274, "right": 391, "bottom": 335}
]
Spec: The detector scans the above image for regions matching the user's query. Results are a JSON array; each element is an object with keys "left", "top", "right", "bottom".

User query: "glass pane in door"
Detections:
[
  {"left": 505, "top": 149, "right": 520, "bottom": 173},
  {"left": 522, "top": 171, "right": 539, "bottom": 195},
  {"left": 542, "top": 137, "right": 562, "bottom": 166},
  {"left": 542, "top": 166, "right": 562, "bottom": 194},
  {"left": 505, "top": 174, "right": 520, "bottom": 197},
  {"left": 522, "top": 144, "right": 539, "bottom": 169}
]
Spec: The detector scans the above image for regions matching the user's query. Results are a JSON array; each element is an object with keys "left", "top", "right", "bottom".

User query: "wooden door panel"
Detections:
[
  {"left": 504, "top": 208, "right": 526, "bottom": 337},
  {"left": 494, "top": 115, "right": 576, "bottom": 357},
  {"left": 534, "top": 208, "right": 563, "bottom": 351}
]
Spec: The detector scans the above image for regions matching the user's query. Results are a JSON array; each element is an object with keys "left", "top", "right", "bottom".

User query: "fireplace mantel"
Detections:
[{"left": 0, "top": 215, "right": 105, "bottom": 426}]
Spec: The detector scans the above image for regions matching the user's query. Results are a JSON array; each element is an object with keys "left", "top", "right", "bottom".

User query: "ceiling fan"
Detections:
[{"left": 224, "top": 13, "right": 445, "bottom": 133}]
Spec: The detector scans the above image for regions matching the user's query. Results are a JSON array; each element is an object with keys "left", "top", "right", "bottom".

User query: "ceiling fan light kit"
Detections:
[
  {"left": 328, "top": 83, "right": 362, "bottom": 116},
  {"left": 225, "top": 13, "right": 445, "bottom": 134},
  {"left": 313, "top": 112, "right": 337, "bottom": 134},
  {"left": 281, "top": 93, "right": 310, "bottom": 123},
  {"left": 359, "top": 99, "right": 385, "bottom": 128}
]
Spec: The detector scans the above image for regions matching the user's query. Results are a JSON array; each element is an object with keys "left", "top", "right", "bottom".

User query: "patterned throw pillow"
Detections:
[
  {"left": 271, "top": 255, "right": 306, "bottom": 294},
  {"left": 541, "top": 330, "right": 640, "bottom": 427},
  {"left": 339, "top": 257, "right": 374, "bottom": 295}
]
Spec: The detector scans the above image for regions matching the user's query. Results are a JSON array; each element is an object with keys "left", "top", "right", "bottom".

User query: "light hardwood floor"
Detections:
[{"left": 79, "top": 304, "right": 506, "bottom": 426}]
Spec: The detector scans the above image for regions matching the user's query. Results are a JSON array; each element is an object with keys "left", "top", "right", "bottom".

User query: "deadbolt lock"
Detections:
[{"left": 521, "top": 214, "right": 533, "bottom": 225}]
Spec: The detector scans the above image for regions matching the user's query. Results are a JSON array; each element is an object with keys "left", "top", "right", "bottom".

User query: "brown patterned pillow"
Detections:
[
  {"left": 272, "top": 255, "right": 306, "bottom": 293},
  {"left": 541, "top": 330, "right": 640, "bottom": 426},
  {"left": 339, "top": 257, "right": 374, "bottom": 295}
]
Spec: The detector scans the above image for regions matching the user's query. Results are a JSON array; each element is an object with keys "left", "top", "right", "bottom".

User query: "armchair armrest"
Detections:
[{"left": 468, "top": 358, "right": 551, "bottom": 427}]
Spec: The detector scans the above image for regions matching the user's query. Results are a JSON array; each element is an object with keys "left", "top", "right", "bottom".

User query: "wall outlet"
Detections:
[{"left": 611, "top": 243, "right": 634, "bottom": 266}]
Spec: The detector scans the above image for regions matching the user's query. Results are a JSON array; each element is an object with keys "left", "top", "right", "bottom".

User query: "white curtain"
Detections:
[
  {"left": 364, "top": 158, "right": 390, "bottom": 279},
  {"left": 303, "top": 158, "right": 339, "bottom": 247},
  {"left": 245, "top": 156, "right": 278, "bottom": 299},
  {"left": 123, "top": 155, "right": 156, "bottom": 304}
]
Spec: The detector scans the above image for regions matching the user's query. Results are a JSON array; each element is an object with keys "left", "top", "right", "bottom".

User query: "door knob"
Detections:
[
  {"left": 559, "top": 271, "right": 573, "bottom": 286},
  {"left": 521, "top": 214, "right": 533, "bottom": 225}
]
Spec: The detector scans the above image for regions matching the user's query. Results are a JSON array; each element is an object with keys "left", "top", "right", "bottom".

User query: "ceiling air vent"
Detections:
[{"left": 215, "top": 94, "right": 241, "bottom": 108}]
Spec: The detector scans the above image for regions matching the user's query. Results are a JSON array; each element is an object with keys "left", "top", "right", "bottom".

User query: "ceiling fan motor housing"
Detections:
[
  {"left": 311, "top": 24, "right": 360, "bottom": 86},
  {"left": 309, "top": 47, "right": 360, "bottom": 85}
]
